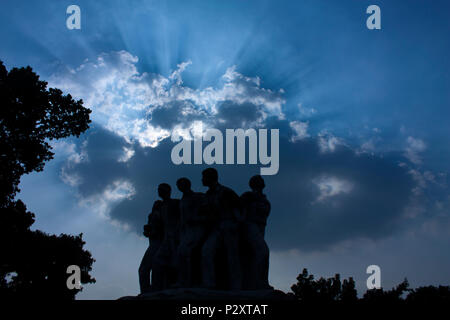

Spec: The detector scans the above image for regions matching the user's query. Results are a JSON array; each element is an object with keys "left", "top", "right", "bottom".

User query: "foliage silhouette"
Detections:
[
  {"left": 406, "top": 285, "right": 450, "bottom": 305},
  {"left": 0, "top": 61, "right": 90, "bottom": 205},
  {"left": 291, "top": 268, "right": 449, "bottom": 306},
  {"left": 0, "top": 60, "right": 94, "bottom": 299},
  {"left": 362, "top": 278, "right": 410, "bottom": 305},
  {"left": 291, "top": 268, "right": 357, "bottom": 304}
]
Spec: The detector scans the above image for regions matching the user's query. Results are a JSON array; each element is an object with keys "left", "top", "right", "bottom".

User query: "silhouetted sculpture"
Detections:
[
  {"left": 138, "top": 169, "right": 276, "bottom": 294},
  {"left": 152, "top": 184, "right": 181, "bottom": 290},
  {"left": 139, "top": 200, "right": 163, "bottom": 293},
  {"left": 201, "top": 168, "right": 242, "bottom": 290},
  {"left": 240, "top": 175, "right": 271, "bottom": 290},
  {"left": 175, "top": 178, "right": 208, "bottom": 287}
]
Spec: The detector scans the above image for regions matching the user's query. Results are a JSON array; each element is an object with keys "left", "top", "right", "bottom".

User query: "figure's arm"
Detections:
[
  {"left": 240, "top": 192, "right": 253, "bottom": 221},
  {"left": 228, "top": 188, "right": 244, "bottom": 222},
  {"left": 143, "top": 224, "right": 150, "bottom": 237},
  {"left": 258, "top": 197, "right": 271, "bottom": 219},
  {"left": 143, "top": 213, "right": 152, "bottom": 237}
]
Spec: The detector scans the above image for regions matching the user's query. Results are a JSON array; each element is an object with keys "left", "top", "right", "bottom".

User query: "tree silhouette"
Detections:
[
  {"left": 0, "top": 60, "right": 94, "bottom": 299},
  {"left": 292, "top": 269, "right": 449, "bottom": 306},
  {"left": 362, "top": 278, "right": 410, "bottom": 305},
  {"left": 291, "top": 268, "right": 356, "bottom": 304},
  {"left": 0, "top": 61, "right": 90, "bottom": 205},
  {"left": 341, "top": 277, "right": 358, "bottom": 303},
  {"left": 406, "top": 285, "right": 450, "bottom": 305}
]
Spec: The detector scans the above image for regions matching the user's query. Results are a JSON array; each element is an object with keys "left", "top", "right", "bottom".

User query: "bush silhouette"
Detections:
[
  {"left": 291, "top": 268, "right": 357, "bottom": 304},
  {"left": 292, "top": 269, "right": 449, "bottom": 306},
  {"left": 406, "top": 285, "right": 450, "bottom": 305}
]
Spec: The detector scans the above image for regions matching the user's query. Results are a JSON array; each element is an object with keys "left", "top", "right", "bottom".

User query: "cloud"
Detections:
[
  {"left": 358, "top": 139, "right": 376, "bottom": 154},
  {"left": 52, "top": 140, "right": 88, "bottom": 187},
  {"left": 51, "top": 140, "right": 87, "bottom": 164},
  {"left": 80, "top": 179, "right": 136, "bottom": 224},
  {"left": 49, "top": 51, "right": 285, "bottom": 148},
  {"left": 399, "top": 163, "right": 449, "bottom": 219},
  {"left": 118, "top": 146, "right": 135, "bottom": 163},
  {"left": 297, "top": 103, "right": 317, "bottom": 117},
  {"left": 313, "top": 176, "right": 353, "bottom": 202},
  {"left": 318, "top": 132, "right": 344, "bottom": 153},
  {"left": 405, "top": 136, "right": 426, "bottom": 165},
  {"left": 289, "top": 121, "right": 309, "bottom": 142}
]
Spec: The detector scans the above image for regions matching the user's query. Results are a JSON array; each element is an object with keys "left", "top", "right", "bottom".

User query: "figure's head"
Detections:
[
  {"left": 158, "top": 183, "right": 171, "bottom": 200},
  {"left": 249, "top": 175, "right": 265, "bottom": 192},
  {"left": 176, "top": 177, "right": 191, "bottom": 193},
  {"left": 202, "top": 168, "right": 218, "bottom": 187}
]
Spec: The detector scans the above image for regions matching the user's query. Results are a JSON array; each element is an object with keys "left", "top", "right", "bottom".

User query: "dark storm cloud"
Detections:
[
  {"left": 267, "top": 133, "right": 412, "bottom": 250},
  {"left": 64, "top": 120, "right": 415, "bottom": 251},
  {"left": 67, "top": 127, "right": 129, "bottom": 198},
  {"left": 216, "top": 101, "right": 265, "bottom": 128},
  {"left": 149, "top": 100, "right": 211, "bottom": 129}
]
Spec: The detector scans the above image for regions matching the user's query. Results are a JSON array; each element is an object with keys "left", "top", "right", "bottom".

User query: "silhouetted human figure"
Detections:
[
  {"left": 175, "top": 178, "right": 208, "bottom": 287},
  {"left": 240, "top": 175, "right": 271, "bottom": 290},
  {"left": 152, "top": 184, "right": 180, "bottom": 290},
  {"left": 139, "top": 200, "right": 163, "bottom": 294},
  {"left": 201, "top": 168, "right": 242, "bottom": 290}
]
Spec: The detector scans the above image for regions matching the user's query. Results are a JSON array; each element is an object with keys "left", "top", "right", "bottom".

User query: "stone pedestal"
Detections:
[{"left": 119, "top": 287, "right": 294, "bottom": 300}]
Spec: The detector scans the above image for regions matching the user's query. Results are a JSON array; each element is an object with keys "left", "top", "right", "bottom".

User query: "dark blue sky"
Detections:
[{"left": 1, "top": 0, "right": 449, "bottom": 298}]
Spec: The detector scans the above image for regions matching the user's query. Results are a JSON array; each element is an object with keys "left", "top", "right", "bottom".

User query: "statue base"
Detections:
[{"left": 119, "top": 287, "right": 293, "bottom": 300}]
